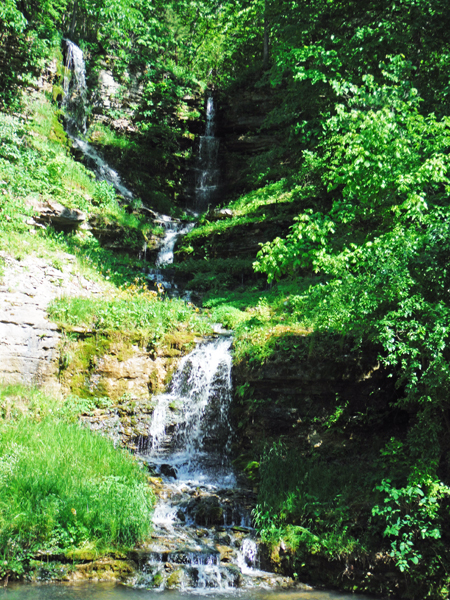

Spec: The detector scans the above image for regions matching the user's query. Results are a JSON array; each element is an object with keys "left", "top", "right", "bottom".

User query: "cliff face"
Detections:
[
  {"left": 217, "top": 85, "right": 280, "bottom": 197},
  {"left": 231, "top": 333, "right": 401, "bottom": 461},
  {"left": 0, "top": 251, "right": 103, "bottom": 388}
]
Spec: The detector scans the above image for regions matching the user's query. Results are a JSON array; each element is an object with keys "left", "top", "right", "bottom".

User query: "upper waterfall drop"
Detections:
[
  {"left": 62, "top": 39, "right": 134, "bottom": 199},
  {"left": 194, "top": 95, "right": 220, "bottom": 212},
  {"left": 63, "top": 40, "right": 88, "bottom": 134}
]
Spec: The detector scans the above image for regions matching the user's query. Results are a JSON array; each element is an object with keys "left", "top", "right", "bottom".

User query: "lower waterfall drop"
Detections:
[
  {"left": 133, "top": 337, "right": 293, "bottom": 590},
  {"left": 146, "top": 336, "right": 235, "bottom": 487}
]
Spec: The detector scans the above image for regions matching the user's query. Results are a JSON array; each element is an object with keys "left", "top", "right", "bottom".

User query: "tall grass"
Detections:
[
  {"left": 48, "top": 293, "right": 211, "bottom": 339},
  {"left": 0, "top": 416, "right": 154, "bottom": 578}
]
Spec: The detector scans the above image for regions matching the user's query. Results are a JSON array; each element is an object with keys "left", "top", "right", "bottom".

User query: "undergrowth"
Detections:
[
  {"left": 0, "top": 385, "right": 154, "bottom": 581},
  {"left": 0, "top": 93, "right": 160, "bottom": 267},
  {"left": 253, "top": 442, "right": 374, "bottom": 560}
]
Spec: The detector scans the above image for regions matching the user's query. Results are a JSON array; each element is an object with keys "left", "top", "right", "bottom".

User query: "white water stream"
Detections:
[
  {"left": 63, "top": 40, "right": 135, "bottom": 199},
  {"left": 62, "top": 39, "right": 275, "bottom": 591},
  {"left": 146, "top": 337, "right": 235, "bottom": 486},
  {"left": 194, "top": 96, "right": 220, "bottom": 211}
]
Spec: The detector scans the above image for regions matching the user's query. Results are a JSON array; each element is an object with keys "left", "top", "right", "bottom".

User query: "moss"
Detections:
[
  {"left": 164, "top": 331, "right": 198, "bottom": 351},
  {"left": 66, "top": 548, "right": 98, "bottom": 562},
  {"left": 167, "top": 568, "right": 184, "bottom": 589},
  {"left": 59, "top": 334, "right": 111, "bottom": 398},
  {"left": 49, "top": 111, "right": 67, "bottom": 145},
  {"left": 151, "top": 571, "right": 163, "bottom": 587},
  {"left": 108, "top": 337, "right": 136, "bottom": 362}
]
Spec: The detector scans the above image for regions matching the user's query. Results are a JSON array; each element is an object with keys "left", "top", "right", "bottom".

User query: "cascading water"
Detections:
[
  {"left": 62, "top": 40, "right": 291, "bottom": 592},
  {"left": 63, "top": 40, "right": 196, "bottom": 297},
  {"left": 63, "top": 40, "right": 87, "bottom": 134},
  {"left": 132, "top": 337, "right": 293, "bottom": 590},
  {"left": 62, "top": 40, "right": 134, "bottom": 199},
  {"left": 146, "top": 337, "right": 235, "bottom": 485},
  {"left": 194, "top": 96, "right": 220, "bottom": 211},
  {"left": 146, "top": 216, "right": 195, "bottom": 297}
]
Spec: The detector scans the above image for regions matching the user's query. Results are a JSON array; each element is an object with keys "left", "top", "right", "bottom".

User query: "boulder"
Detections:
[{"left": 27, "top": 198, "right": 86, "bottom": 230}]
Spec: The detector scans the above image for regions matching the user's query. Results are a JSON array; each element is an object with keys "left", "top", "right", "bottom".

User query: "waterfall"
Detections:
[
  {"left": 146, "top": 336, "right": 235, "bottom": 486},
  {"left": 63, "top": 40, "right": 87, "bottom": 134},
  {"left": 62, "top": 40, "right": 134, "bottom": 199},
  {"left": 155, "top": 220, "right": 195, "bottom": 268},
  {"left": 146, "top": 217, "right": 195, "bottom": 297},
  {"left": 132, "top": 336, "right": 293, "bottom": 590},
  {"left": 194, "top": 96, "right": 220, "bottom": 211}
]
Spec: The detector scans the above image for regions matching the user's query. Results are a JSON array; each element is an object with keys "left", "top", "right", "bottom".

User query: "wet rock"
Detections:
[
  {"left": 160, "top": 464, "right": 178, "bottom": 479},
  {"left": 166, "top": 568, "right": 184, "bottom": 589},
  {"left": 207, "top": 208, "right": 234, "bottom": 221},
  {"left": 181, "top": 495, "right": 224, "bottom": 526},
  {"left": 215, "top": 532, "right": 232, "bottom": 546},
  {"left": 88, "top": 215, "right": 147, "bottom": 253},
  {"left": 216, "top": 544, "right": 234, "bottom": 563},
  {"left": 68, "top": 559, "right": 136, "bottom": 582}
]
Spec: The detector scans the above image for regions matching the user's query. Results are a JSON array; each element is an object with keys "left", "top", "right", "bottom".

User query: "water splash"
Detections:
[{"left": 237, "top": 539, "right": 259, "bottom": 575}]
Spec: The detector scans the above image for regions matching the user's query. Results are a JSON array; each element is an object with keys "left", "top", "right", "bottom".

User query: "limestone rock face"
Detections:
[
  {"left": 27, "top": 198, "right": 86, "bottom": 230},
  {"left": 92, "top": 67, "right": 144, "bottom": 134},
  {"left": 92, "top": 352, "right": 168, "bottom": 399},
  {"left": 217, "top": 87, "right": 279, "bottom": 195},
  {"left": 231, "top": 333, "right": 399, "bottom": 459},
  {"left": 0, "top": 251, "right": 103, "bottom": 386}
]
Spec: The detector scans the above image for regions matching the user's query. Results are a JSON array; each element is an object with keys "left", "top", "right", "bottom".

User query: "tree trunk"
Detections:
[{"left": 69, "top": 0, "right": 78, "bottom": 38}]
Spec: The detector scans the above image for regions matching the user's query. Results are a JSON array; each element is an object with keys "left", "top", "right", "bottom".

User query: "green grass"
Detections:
[
  {"left": 88, "top": 121, "right": 139, "bottom": 150},
  {"left": 0, "top": 385, "right": 155, "bottom": 579},
  {"left": 48, "top": 292, "right": 212, "bottom": 339},
  {"left": 183, "top": 178, "right": 317, "bottom": 244}
]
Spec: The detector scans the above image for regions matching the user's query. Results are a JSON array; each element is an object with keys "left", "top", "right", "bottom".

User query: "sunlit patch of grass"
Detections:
[
  {"left": 48, "top": 290, "right": 212, "bottom": 339},
  {"left": 0, "top": 414, "right": 155, "bottom": 579},
  {"left": 88, "top": 122, "right": 138, "bottom": 151}
]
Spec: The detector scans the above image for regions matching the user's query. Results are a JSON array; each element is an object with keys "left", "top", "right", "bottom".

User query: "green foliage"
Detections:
[
  {"left": 372, "top": 478, "right": 448, "bottom": 574},
  {"left": 0, "top": 0, "right": 27, "bottom": 34},
  {"left": 254, "top": 442, "right": 370, "bottom": 559},
  {"left": 48, "top": 292, "right": 211, "bottom": 340},
  {"left": 251, "top": 52, "right": 450, "bottom": 592},
  {"left": 255, "top": 77, "right": 450, "bottom": 417},
  {"left": 0, "top": 412, "right": 154, "bottom": 579}
]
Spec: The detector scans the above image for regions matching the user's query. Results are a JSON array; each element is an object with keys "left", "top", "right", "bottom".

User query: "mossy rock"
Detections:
[
  {"left": 66, "top": 548, "right": 98, "bottom": 562},
  {"left": 167, "top": 568, "right": 184, "bottom": 589}
]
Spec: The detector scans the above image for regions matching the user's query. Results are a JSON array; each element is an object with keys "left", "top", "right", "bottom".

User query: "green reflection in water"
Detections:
[{"left": 0, "top": 584, "right": 381, "bottom": 600}]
